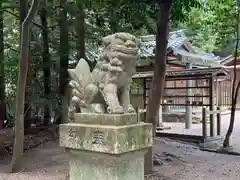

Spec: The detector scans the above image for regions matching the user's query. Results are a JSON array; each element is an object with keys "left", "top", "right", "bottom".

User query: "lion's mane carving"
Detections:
[{"left": 68, "top": 33, "right": 140, "bottom": 120}]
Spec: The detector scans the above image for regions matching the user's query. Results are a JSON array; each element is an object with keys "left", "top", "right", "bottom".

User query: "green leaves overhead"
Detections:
[
  {"left": 173, "top": 0, "right": 201, "bottom": 22},
  {"left": 73, "top": 0, "right": 201, "bottom": 35},
  {"left": 177, "top": 0, "right": 236, "bottom": 52},
  {"left": 1, "top": 0, "right": 237, "bottom": 121}
]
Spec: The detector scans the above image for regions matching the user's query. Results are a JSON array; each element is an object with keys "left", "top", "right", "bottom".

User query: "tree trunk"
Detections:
[
  {"left": 109, "top": 5, "right": 118, "bottom": 33},
  {"left": 223, "top": 80, "right": 240, "bottom": 147},
  {"left": 24, "top": 51, "right": 33, "bottom": 133},
  {"left": 19, "top": 0, "right": 32, "bottom": 133},
  {"left": 41, "top": 0, "right": 51, "bottom": 126},
  {"left": 144, "top": 0, "right": 172, "bottom": 174},
  {"left": 75, "top": 3, "right": 85, "bottom": 60},
  {"left": 223, "top": 11, "right": 240, "bottom": 147},
  {"left": 0, "top": 2, "right": 5, "bottom": 129},
  {"left": 74, "top": 3, "right": 95, "bottom": 70},
  {"left": 11, "top": 0, "right": 40, "bottom": 172},
  {"left": 58, "top": 0, "right": 69, "bottom": 125}
]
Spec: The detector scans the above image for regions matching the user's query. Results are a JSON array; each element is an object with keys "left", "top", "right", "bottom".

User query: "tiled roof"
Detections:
[
  {"left": 132, "top": 67, "right": 230, "bottom": 79},
  {"left": 69, "top": 29, "right": 220, "bottom": 67},
  {"left": 139, "top": 29, "right": 186, "bottom": 58},
  {"left": 189, "top": 46, "right": 220, "bottom": 61},
  {"left": 139, "top": 29, "right": 220, "bottom": 62}
]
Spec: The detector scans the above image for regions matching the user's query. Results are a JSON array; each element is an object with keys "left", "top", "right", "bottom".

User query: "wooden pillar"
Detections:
[
  {"left": 185, "top": 62, "right": 192, "bottom": 129},
  {"left": 217, "top": 106, "right": 221, "bottom": 136},
  {"left": 216, "top": 79, "right": 221, "bottom": 107},
  {"left": 158, "top": 102, "right": 163, "bottom": 127},
  {"left": 202, "top": 107, "right": 207, "bottom": 139},
  {"left": 219, "top": 80, "right": 222, "bottom": 107},
  {"left": 209, "top": 76, "right": 215, "bottom": 137},
  {"left": 143, "top": 78, "right": 147, "bottom": 121}
]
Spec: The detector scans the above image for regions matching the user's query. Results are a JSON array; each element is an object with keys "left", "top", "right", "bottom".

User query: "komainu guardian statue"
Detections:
[{"left": 68, "top": 33, "right": 140, "bottom": 120}]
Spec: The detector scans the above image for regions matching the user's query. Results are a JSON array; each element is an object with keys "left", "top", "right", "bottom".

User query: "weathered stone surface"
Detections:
[
  {"left": 59, "top": 122, "right": 152, "bottom": 154},
  {"left": 68, "top": 148, "right": 146, "bottom": 180},
  {"left": 74, "top": 113, "right": 138, "bottom": 126},
  {"left": 60, "top": 32, "right": 153, "bottom": 180},
  {"left": 68, "top": 32, "right": 141, "bottom": 119}
]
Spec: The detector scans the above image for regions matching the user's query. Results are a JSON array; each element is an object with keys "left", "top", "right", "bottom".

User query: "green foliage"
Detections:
[
  {"left": 172, "top": 0, "right": 201, "bottom": 23},
  {"left": 3, "top": 10, "right": 19, "bottom": 107},
  {"left": 75, "top": 0, "right": 201, "bottom": 37},
  {"left": 177, "top": 7, "right": 219, "bottom": 52},
  {"left": 176, "top": 0, "right": 236, "bottom": 52},
  {"left": 130, "top": 80, "right": 143, "bottom": 95},
  {"left": 131, "top": 80, "right": 140, "bottom": 90},
  {"left": 1, "top": 0, "right": 235, "bottom": 125}
]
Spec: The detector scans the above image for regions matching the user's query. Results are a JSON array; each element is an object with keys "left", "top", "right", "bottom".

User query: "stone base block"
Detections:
[
  {"left": 60, "top": 114, "right": 153, "bottom": 180},
  {"left": 60, "top": 122, "right": 152, "bottom": 154},
  {"left": 68, "top": 148, "right": 147, "bottom": 180},
  {"left": 74, "top": 113, "right": 137, "bottom": 126}
]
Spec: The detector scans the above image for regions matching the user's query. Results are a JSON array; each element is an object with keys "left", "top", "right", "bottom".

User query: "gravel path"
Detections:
[
  {"left": 153, "top": 138, "right": 240, "bottom": 180},
  {"left": 0, "top": 142, "right": 69, "bottom": 180},
  {"left": 0, "top": 138, "right": 240, "bottom": 180}
]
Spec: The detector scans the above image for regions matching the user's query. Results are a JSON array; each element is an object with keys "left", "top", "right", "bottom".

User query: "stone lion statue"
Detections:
[{"left": 68, "top": 32, "right": 140, "bottom": 120}]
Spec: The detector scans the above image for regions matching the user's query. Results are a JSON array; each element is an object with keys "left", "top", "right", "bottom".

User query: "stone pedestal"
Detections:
[{"left": 59, "top": 113, "right": 152, "bottom": 180}]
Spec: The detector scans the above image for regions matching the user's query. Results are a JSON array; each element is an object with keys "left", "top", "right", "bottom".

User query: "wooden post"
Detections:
[
  {"left": 143, "top": 78, "right": 147, "bottom": 121},
  {"left": 209, "top": 77, "right": 214, "bottom": 137},
  {"left": 158, "top": 104, "right": 163, "bottom": 127},
  {"left": 217, "top": 106, "right": 221, "bottom": 136},
  {"left": 216, "top": 79, "right": 219, "bottom": 106},
  {"left": 202, "top": 107, "right": 207, "bottom": 140},
  {"left": 185, "top": 62, "right": 193, "bottom": 129},
  {"left": 136, "top": 106, "right": 140, "bottom": 123},
  {"left": 219, "top": 80, "right": 222, "bottom": 107}
]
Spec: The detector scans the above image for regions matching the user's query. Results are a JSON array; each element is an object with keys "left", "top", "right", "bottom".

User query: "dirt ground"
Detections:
[{"left": 1, "top": 137, "right": 240, "bottom": 180}]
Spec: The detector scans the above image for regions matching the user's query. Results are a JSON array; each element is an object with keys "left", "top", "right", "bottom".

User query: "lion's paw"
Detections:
[
  {"left": 127, "top": 105, "right": 135, "bottom": 113},
  {"left": 107, "top": 106, "right": 124, "bottom": 114}
]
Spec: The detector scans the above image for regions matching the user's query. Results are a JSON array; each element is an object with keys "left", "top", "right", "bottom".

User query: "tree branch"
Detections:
[
  {"left": 1, "top": 1, "right": 19, "bottom": 10},
  {"left": 23, "top": 0, "right": 40, "bottom": 26},
  {"left": 4, "top": 9, "right": 42, "bottom": 29},
  {"left": 4, "top": 9, "right": 57, "bottom": 30},
  {"left": 4, "top": 43, "right": 35, "bottom": 54},
  {"left": 6, "top": 47, "right": 20, "bottom": 53}
]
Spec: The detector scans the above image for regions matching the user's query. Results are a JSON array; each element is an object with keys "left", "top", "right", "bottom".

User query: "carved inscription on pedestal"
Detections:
[
  {"left": 68, "top": 128, "right": 81, "bottom": 147},
  {"left": 91, "top": 129, "right": 105, "bottom": 145}
]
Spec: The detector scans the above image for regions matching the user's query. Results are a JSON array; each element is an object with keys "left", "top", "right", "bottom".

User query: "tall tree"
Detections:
[
  {"left": 18, "top": 0, "right": 32, "bottom": 132},
  {"left": 75, "top": 2, "right": 85, "bottom": 60},
  {"left": 58, "top": 0, "right": 69, "bottom": 124},
  {"left": 74, "top": 2, "right": 97, "bottom": 70},
  {"left": 24, "top": 50, "right": 33, "bottom": 132},
  {"left": 0, "top": 1, "right": 5, "bottom": 129},
  {"left": 223, "top": 10, "right": 240, "bottom": 148},
  {"left": 40, "top": 0, "right": 51, "bottom": 126},
  {"left": 144, "top": 0, "right": 173, "bottom": 174},
  {"left": 11, "top": 0, "right": 40, "bottom": 172}
]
